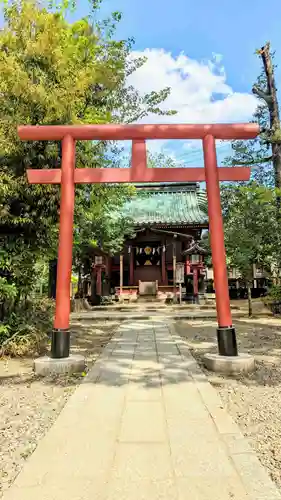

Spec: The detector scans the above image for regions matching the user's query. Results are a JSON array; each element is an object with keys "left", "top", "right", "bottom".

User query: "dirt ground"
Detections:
[
  {"left": 0, "top": 319, "right": 120, "bottom": 497},
  {"left": 175, "top": 316, "right": 281, "bottom": 490}
]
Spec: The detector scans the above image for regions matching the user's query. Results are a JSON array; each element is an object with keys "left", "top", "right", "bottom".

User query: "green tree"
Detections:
[
  {"left": 73, "top": 184, "right": 135, "bottom": 284},
  {"left": 221, "top": 183, "right": 281, "bottom": 316},
  {"left": 0, "top": 0, "right": 174, "bottom": 336},
  {"left": 147, "top": 152, "right": 179, "bottom": 169}
]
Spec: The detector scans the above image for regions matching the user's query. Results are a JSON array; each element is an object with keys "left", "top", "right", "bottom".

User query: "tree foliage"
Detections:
[
  {"left": 0, "top": 0, "right": 174, "bottom": 338},
  {"left": 221, "top": 183, "right": 281, "bottom": 313},
  {"left": 147, "top": 152, "right": 179, "bottom": 169},
  {"left": 73, "top": 184, "right": 136, "bottom": 274},
  {"left": 222, "top": 184, "right": 280, "bottom": 276}
]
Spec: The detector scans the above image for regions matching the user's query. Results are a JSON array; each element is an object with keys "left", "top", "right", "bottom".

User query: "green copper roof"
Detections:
[{"left": 122, "top": 183, "right": 208, "bottom": 226}]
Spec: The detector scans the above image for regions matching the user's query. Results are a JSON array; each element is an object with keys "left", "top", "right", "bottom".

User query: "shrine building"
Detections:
[{"left": 93, "top": 182, "right": 209, "bottom": 301}]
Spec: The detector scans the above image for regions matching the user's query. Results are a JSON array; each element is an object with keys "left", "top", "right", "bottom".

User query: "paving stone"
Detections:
[
  {"left": 131, "top": 359, "right": 161, "bottom": 373},
  {"left": 176, "top": 476, "right": 248, "bottom": 499},
  {"left": 231, "top": 453, "right": 281, "bottom": 499},
  {"left": 127, "top": 377, "right": 162, "bottom": 401},
  {"left": 166, "top": 412, "right": 219, "bottom": 443},
  {"left": 222, "top": 432, "right": 255, "bottom": 455},
  {"left": 107, "top": 441, "right": 177, "bottom": 500},
  {"left": 194, "top": 381, "right": 241, "bottom": 435},
  {"left": 156, "top": 345, "right": 179, "bottom": 356},
  {"left": 112, "top": 351, "right": 135, "bottom": 357},
  {"left": 106, "top": 478, "right": 178, "bottom": 500},
  {"left": 119, "top": 401, "right": 166, "bottom": 443},
  {"left": 169, "top": 436, "right": 236, "bottom": 478},
  {"left": 2, "top": 481, "right": 106, "bottom": 500},
  {"left": 133, "top": 351, "right": 158, "bottom": 361},
  {"left": 111, "top": 443, "right": 174, "bottom": 480}
]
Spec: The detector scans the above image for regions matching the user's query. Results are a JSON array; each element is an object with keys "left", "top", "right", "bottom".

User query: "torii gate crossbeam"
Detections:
[{"left": 18, "top": 123, "right": 259, "bottom": 359}]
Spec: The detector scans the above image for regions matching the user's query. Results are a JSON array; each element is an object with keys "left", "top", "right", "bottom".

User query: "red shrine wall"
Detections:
[
  {"left": 110, "top": 227, "right": 202, "bottom": 287},
  {"left": 134, "top": 266, "right": 161, "bottom": 284}
]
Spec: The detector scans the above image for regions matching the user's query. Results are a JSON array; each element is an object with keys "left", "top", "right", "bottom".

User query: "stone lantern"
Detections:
[
  {"left": 182, "top": 241, "right": 208, "bottom": 304},
  {"left": 92, "top": 253, "right": 106, "bottom": 300}
]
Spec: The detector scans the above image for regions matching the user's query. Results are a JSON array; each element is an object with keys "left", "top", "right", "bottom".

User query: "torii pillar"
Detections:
[{"left": 18, "top": 123, "right": 259, "bottom": 360}]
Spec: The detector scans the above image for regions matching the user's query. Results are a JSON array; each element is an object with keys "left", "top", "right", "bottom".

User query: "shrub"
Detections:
[
  {"left": 0, "top": 277, "right": 17, "bottom": 302},
  {"left": 0, "top": 297, "right": 54, "bottom": 357},
  {"left": 267, "top": 285, "right": 281, "bottom": 301},
  {"left": 263, "top": 285, "right": 281, "bottom": 315}
]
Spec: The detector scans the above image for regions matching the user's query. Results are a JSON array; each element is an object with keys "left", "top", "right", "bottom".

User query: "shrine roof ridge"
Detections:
[
  {"left": 121, "top": 187, "right": 208, "bottom": 226},
  {"left": 133, "top": 182, "right": 199, "bottom": 192}
]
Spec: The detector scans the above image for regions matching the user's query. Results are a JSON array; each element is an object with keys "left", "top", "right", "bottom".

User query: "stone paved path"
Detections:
[
  {"left": 3, "top": 319, "right": 281, "bottom": 500},
  {"left": 71, "top": 309, "right": 252, "bottom": 321}
]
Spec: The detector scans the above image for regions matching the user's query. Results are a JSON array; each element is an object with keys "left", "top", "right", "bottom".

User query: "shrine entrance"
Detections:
[
  {"left": 134, "top": 241, "right": 162, "bottom": 289},
  {"left": 18, "top": 122, "right": 259, "bottom": 359}
]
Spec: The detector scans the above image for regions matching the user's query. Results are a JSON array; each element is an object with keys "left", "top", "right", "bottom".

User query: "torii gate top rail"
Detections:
[
  {"left": 19, "top": 123, "right": 259, "bottom": 185},
  {"left": 18, "top": 123, "right": 258, "bottom": 141}
]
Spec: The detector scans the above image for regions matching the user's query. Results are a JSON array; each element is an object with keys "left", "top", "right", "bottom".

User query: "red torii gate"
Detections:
[{"left": 18, "top": 123, "right": 259, "bottom": 359}]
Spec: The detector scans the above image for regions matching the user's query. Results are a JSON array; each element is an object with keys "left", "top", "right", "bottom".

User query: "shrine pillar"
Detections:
[
  {"left": 96, "top": 267, "right": 102, "bottom": 296},
  {"left": 52, "top": 135, "right": 75, "bottom": 359},
  {"left": 203, "top": 135, "right": 237, "bottom": 356},
  {"left": 104, "top": 256, "right": 110, "bottom": 296},
  {"left": 193, "top": 267, "right": 198, "bottom": 303},
  {"left": 172, "top": 239, "right": 177, "bottom": 298},
  {"left": 129, "top": 247, "right": 134, "bottom": 285},
  {"left": 120, "top": 255, "right": 123, "bottom": 294},
  {"left": 161, "top": 243, "right": 167, "bottom": 284},
  {"left": 185, "top": 256, "right": 191, "bottom": 275},
  {"left": 105, "top": 256, "right": 109, "bottom": 277}
]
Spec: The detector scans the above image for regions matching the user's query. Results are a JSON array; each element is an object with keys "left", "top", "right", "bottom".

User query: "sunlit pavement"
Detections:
[{"left": 3, "top": 320, "right": 280, "bottom": 500}]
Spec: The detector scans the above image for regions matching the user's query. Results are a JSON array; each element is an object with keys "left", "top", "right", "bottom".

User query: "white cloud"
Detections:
[
  {"left": 124, "top": 49, "right": 258, "bottom": 164},
  {"left": 127, "top": 48, "right": 257, "bottom": 125}
]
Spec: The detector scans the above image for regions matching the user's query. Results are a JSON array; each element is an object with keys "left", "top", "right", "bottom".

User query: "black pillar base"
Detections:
[
  {"left": 51, "top": 328, "right": 70, "bottom": 359},
  {"left": 217, "top": 327, "right": 238, "bottom": 357}
]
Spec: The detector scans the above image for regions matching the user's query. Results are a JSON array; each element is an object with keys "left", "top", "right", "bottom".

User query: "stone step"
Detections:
[{"left": 136, "top": 296, "right": 164, "bottom": 304}]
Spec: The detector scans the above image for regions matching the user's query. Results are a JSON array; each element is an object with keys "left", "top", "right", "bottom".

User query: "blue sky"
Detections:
[
  {"left": 74, "top": 0, "right": 281, "bottom": 92},
  {"left": 3, "top": 0, "right": 281, "bottom": 166},
  {"left": 70, "top": 0, "right": 281, "bottom": 166}
]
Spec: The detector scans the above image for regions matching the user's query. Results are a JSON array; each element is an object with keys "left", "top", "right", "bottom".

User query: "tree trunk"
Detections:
[
  {"left": 77, "top": 267, "right": 83, "bottom": 298},
  {"left": 253, "top": 43, "right": 281, "bottom": 189},
  {"left": 173, "top": 240, "right": 177, "bottom": 301},
  {"left": 247, "top": 282, "right": 253, "bottom": 317},
  {"left": 272, "top": 143, "right": 281, "bottom": 190},
  {"left": 91, "top": 269, "right": 96, "bottom": 303}
]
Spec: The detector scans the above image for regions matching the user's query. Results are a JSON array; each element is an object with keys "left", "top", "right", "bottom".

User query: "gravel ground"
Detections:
[
  {"left": 0, "top": 319, "right": 120, "bottom": 497},
  {"left": 175, "top": 316, "right": 281, "bottom": 490}
]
